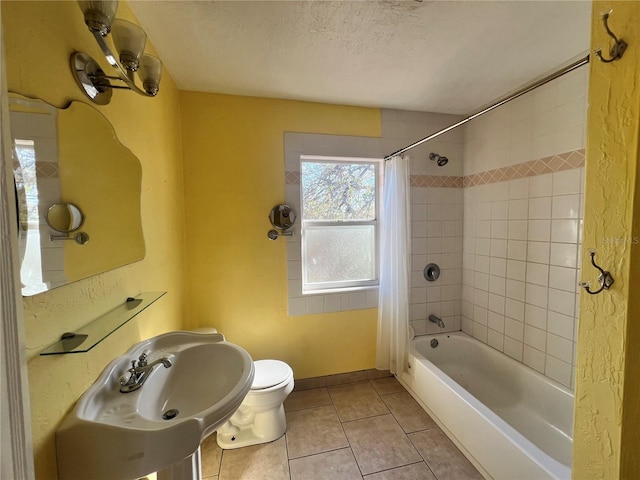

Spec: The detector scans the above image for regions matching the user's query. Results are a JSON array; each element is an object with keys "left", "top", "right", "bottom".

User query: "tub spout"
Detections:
[{"left": 428, "top": 314, "right": 445, "bottom": 328}]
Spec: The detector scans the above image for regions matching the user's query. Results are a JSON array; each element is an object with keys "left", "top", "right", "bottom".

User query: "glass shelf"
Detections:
[{"left": 40, "top": 292, "right": 166, "bottom": 355}]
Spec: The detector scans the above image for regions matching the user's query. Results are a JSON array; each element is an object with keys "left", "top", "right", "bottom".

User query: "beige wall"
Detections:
[
  {"left": 2, "top": 1, "right": 186, "bottom": 478},
  {"left": 180, "top": 92, "right": 381, "bottom": 379}
]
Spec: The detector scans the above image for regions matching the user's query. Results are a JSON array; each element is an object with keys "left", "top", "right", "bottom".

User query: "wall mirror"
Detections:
[{"left": 10, "top": 94, "right": 145, "bottom": 296}]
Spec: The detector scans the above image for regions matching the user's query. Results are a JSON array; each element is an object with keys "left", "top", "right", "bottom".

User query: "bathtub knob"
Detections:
[{"left": 424, "top": 263, "right": 440, "bottom": 282}]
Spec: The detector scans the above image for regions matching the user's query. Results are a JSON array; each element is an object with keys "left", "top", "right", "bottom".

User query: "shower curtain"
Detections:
[{"left": 376, "top": 154, "right": 411, "bottom": 375}]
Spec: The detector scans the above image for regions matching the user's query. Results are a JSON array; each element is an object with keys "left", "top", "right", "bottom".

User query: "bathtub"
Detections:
[{"left": 400, "top": 332, "right": 573, "bottom": 480}]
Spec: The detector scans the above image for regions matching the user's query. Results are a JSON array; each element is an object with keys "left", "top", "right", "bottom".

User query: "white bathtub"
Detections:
[{"left": 400, "top": 332, "right": 573, "bottom": 480}]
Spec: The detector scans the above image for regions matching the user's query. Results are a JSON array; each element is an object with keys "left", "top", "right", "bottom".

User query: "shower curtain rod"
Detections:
[{"left": 384, "top": 53, "right": 591, "bottom": 161}]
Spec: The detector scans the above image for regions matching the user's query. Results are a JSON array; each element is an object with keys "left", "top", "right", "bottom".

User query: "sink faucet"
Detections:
[
  {"left": 119, "top": 351, "right": 172, "bottom": 393},
  {"left": 428, "top": 314, "right": 445, "bottom": 329}
]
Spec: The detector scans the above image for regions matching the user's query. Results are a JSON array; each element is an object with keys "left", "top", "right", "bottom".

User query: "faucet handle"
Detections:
[{"left": 137, "top": 350, "right": 149, "bottom": 366}]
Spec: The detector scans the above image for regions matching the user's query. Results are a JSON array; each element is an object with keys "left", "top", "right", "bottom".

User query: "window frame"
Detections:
[{"left": 300, "top": 154, "right": 383, "bottom": 294}]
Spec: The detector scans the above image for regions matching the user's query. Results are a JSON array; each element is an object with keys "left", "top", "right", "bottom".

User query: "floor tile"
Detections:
[
  {"left": 285, "top": 405, "right": 349, "bottom": 459},
  {"left": 408, "top": 428, "right": 483, "bottom": 479},
  {"left": 343, "top": 414, "right": 422, "bottom": 475},
  {"left": 201, "top": 433, "right": 222, "bottom": 478},
  {"left": 381, "top": 392, "right": 437, "bottom": 434},
  {"left": 285, "top": 387, "right": 332, "bottom": 412},
  {"left": 218, "top": 436, "right": 289, "bottom": 480},
  {"left": 328, "top": 382, "right": 390, "bottom": 422},
  {"left": 370, "top": 376, "right": 405, "bottom": 396},
  {"left": 363, "top": 462, "right": 437, "bottom": 480},
  {"left": 289, "top": 448, "right": 363, "bottom": 480}
]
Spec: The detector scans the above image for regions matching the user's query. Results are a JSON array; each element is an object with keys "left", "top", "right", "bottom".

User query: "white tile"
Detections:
[
  {"left": 507, "top": 240, "right": 527, "bottom": 261},
  {"left": 509, "top": 199, "right": 529, "bottom": 220},
  {"left": 550, "top": 242, "right": 578, "bottom": 268},
  {"left": 488, "top": 278, "right": 506, "bottom": 300},
  {"left": 476, "top": 238, "right": 491, "bottom": 256},
  {"left": 306, "top": 295, "right": 325, "bottom": 314},
  {"left": 528, "top": 219, "right": 551, "bottom": 242},
  {"left": 487, "top": 311, "right": 505, "bottom": 333},
  {"left": 552, "top": 169, "right": 582, "bottom": 195},
  {"left": 324, "top": 294, "right": 343, "bottom": 313},
  {"left": 473, "top": 323, "right": 489, "bottom": 343},
  {"left": 474, "top": 272, "right": 489, "bottom": 291},
  {"left": 548, "top": 288, "right": 576, "bottom": 316},
  {"left": 489, "top": 257, "right": 507, "bottom": 277},
  {"left": 528, "top": 197, "right": 552, "bottom": 219},
  {"left": 503, "top": 337, "right": 524, "bottom": 362},
  {"left": 491, "top": 220, "right": 508, "bottom": 239},
  {"left": 526, "top": 263, "right": 549, "bottom": 286},
  {"left": 505, "top": 317, "right": 524, "bottom": 341},
  {"left": 552, "top": 194, "right": 580, "bottom": 219},
  {"left": 551, "top": 219, "right": 579, "bottom": 243},
  {"left": 508, "top": 220, "right": 528, "bottom": 240},
  {"left": 490, "top": 239, "right": 508, "bottom": 258},
  {"left": 529, "top": 173, "right": 553, "bottom": 198},
  {"left": 475, "top": 255, "right": 491, "bottom": 274},
  {"left": 549, "top": 266, "right": 577, "bottom": 292},
  {"left": 524, "top": 325, "right": 547, "bottom": 351},
  {"left": 545, "top": 356, "right": 572, "bottom": 387},
  {"left": 488, "top": 329, "right": 505, "bottom": 351},
  {"left": 491, "top": 201, "right": 509, "bottom": 220},
  {"left": 547, "top": 333, "right": 574, "bottom": 363},
  {"left": 547, "top": 311, "right": 575, "bottom": 340},
  {"left": 505, "top": 279, "right": 525, "bottom": 301},
  {"left": 488, "top": 293, "right": 505, "bottom": 315},
  {"left": 474, "top": 289, "right": 489, "bottom": 308},
  {"left": 523, "top": 345, "right": 546, "bottom": 373},
  {"left": 509, "top": 178, "right": 530, "bottom": 199},
  {"left": 473, "top": 306, "right": 488, "bottom": 326},
  {"left": 527, "top": 241, "right": 550, "bottom": 264},
  {"left": 288, "top": 297, "right": 306, "bottom": 316},
  {"left": 526, "top": 283, "right": 548, "bottom": 308},
  {"left": 505, "top": 298, "right": 525, "bottom": 321},
  {"left": 524, "top": 304, "right": 547, "bottom": 330},
  {"left": 506, "top": 260, "right": 526, "bottom": 281}
]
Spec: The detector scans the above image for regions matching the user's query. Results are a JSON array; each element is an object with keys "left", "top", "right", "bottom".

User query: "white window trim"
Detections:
[{"left": 300, "top": 154, "right": 383, "bottom": 295}]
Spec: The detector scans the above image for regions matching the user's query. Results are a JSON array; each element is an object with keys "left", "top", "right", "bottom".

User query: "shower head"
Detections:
[{"left": 429, "top": 152, "right": 449, "bottom": 167}]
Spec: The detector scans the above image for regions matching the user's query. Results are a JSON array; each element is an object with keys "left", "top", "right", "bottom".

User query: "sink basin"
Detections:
[{"left": 56, "top": 331, "right": 254, "bottom": 480}]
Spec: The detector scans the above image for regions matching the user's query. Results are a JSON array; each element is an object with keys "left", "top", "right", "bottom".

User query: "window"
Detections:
[{"left": 300, "top": 155, "right": 382, "bottom": 293}]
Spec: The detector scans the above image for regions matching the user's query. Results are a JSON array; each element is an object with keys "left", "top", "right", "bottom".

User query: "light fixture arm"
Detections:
[
  {"left": 90, "top": 30, "right": 152, "bottom": 97},
  {"left": 72, "top": 0, "right": 162, "bottom": 104}
]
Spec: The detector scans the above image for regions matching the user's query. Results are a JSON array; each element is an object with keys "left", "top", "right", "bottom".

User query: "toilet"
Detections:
[{"left": 216, "top": 358, "right": 294, "bottom": 449}]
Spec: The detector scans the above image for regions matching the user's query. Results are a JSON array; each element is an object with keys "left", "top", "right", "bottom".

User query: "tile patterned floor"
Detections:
[{"left": 200, "top": 377, "right": 483, "bottom": 480}]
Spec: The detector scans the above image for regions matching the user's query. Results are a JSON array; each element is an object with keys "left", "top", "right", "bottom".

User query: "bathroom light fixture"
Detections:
[{"left": 71, "top": 0, "right": 162, "bottom": 105}]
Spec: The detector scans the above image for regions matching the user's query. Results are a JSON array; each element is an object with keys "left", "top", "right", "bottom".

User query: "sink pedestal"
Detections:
[{"left": 157, "top": 447, "right": 202, "bottom": 480}]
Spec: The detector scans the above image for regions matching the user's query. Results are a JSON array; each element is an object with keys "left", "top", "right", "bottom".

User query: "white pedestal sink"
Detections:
[{"left": 56, "top": 331, "right": 254, "bottom": 480}]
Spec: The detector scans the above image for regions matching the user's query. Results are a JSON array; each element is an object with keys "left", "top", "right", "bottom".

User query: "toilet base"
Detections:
[{"left": 216, "top": 404, "right": 287, "bottom": 449}]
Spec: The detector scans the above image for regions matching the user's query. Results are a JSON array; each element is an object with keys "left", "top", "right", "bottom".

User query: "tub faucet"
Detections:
[
  {"left": 429, "top": 314, "right": 445, "bottom": 329},
  {"left": 119, "top": 350, "right": 172, "bottom": 393}
]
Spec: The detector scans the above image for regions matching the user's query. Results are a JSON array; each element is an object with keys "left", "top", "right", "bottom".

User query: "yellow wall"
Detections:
[
  {"left": 2, "top": 1, "right": 186, "bottom": 478},
  {"left": 574, "top": 1, "right": 640, "bottom": 478},
  {"left": 180, "top": 92, "right": 381, "bottom": 379}
]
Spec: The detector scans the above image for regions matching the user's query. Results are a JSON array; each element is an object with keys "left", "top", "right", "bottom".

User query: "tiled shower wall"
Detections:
[
  {"left": 284, "top": 66, "right": 586, "bottom": 389},
  {"left": 460, "top": 66, "right": 588, "bottom": 389},
  {"left": 284, "top": 109, "right": 465, "bottom": 320}
]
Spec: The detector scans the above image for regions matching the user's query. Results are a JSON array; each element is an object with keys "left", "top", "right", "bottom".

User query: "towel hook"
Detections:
[
  {"left": 579, "top": 250, "right": 614, "bottom": 295},
  {"left": 595, "top": 10, "right": 627, "bottom": 63}
]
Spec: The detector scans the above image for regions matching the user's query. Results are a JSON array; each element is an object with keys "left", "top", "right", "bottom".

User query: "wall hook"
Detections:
[
  {"left": 579, "top": 250, "right": 614, "bottom": 295},
  {"left": 595, "top": 10, "right": 627, "bottom": 63}
]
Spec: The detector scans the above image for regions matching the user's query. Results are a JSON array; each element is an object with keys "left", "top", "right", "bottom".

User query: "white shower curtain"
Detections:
[{"left": 376, "top": 154, "right": 411, "bottom": 375}]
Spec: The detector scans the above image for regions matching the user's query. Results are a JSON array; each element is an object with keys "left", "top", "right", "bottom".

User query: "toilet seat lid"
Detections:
[{"left": 252, "top": 360, "right": 292, "bottom": 390}]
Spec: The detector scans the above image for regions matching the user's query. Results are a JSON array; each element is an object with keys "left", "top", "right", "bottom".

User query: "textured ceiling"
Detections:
[{"left": 129, "top": 0, "right": 592, "bottom": 115}]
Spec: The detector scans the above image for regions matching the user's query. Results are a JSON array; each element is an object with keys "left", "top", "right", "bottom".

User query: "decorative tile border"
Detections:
[
  {"left": 463, "top": 149, "right": 585, "bottom": 187},
  {"left": 410, "top": 175, "right": 463, "bottom": 188},
  {"left": 285, "top": 148, "right": 585, "bottom": 188}
]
